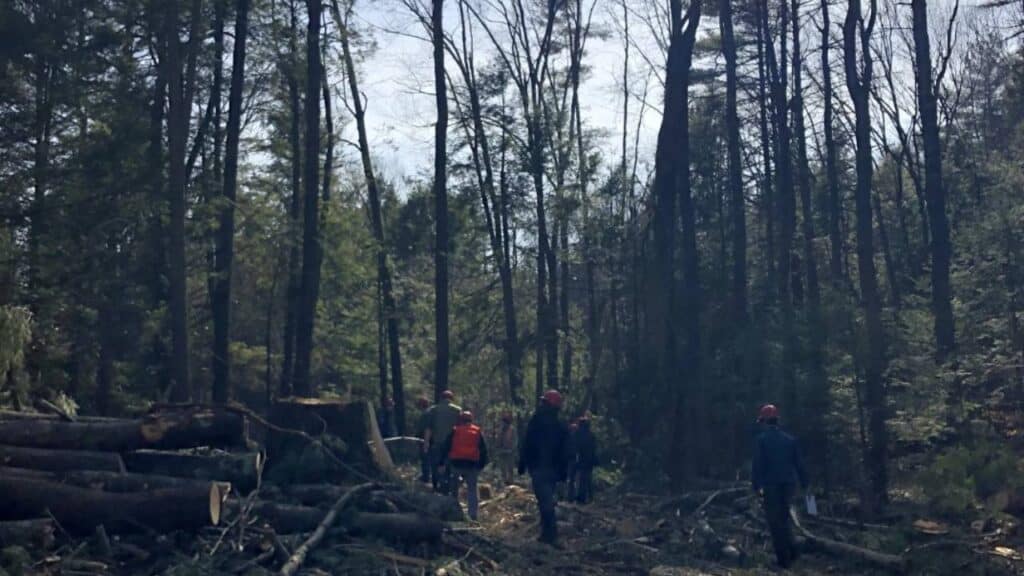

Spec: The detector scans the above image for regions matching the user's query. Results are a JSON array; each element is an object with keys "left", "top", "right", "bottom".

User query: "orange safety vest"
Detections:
[{"left": 448, "top": 424, "right": 482, "bottom": 462}]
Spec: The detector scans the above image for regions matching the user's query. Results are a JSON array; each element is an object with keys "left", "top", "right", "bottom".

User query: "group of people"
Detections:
[
  {"left": 388, "top": 390, "right": 807, "bottom": 567},
  {"left": 407, "top": 388, "right": 596, "bottom": 546}
]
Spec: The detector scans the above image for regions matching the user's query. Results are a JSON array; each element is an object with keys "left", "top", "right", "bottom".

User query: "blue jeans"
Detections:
[
  {"left": 531, "top": 468, "right": 559, "bottom": 543},
  {"left": 452, "top": 465, "right": 480, "bottom": 520}
]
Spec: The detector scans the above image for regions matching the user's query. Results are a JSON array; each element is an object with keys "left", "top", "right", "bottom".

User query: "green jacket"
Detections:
[{"left": 424, "top": 400, "right": 462, "bottom": 446}]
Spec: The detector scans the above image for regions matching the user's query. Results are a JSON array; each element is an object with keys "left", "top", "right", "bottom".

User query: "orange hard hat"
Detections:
[
  {"left": 541, "top": 389, "right": 563, "bottom": 408},
  {"left": 758, "top": 404, "right": 779, "bottom": 421}
]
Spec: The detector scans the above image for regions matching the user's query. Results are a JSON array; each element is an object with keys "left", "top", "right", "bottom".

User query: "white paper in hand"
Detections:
[{"left": 804, "top": 494, "right": 818, "bottom": 516}]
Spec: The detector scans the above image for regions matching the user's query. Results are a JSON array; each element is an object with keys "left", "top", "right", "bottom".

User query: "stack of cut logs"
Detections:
[{"left": 0, "top": 398, "right": 433, "bottom": 549}]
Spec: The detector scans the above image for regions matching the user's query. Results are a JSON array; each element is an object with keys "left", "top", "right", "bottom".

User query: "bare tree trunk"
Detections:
[
  {"left": 164, "top": 0, "right": 203, "bottom": 402},
  {"left": 432, "top": 0, "right": 450, "bottom": 399},
  {"left": 755, "top": 1, "right": 775, "bottom": 296},
  {"left": 719, "top": 0, "right": 747, "bottom": 324},
  {"left": 843, "top": 0, "right": 888, "bottom": 512},
  {"left": 911, "top": 0, "right": 956, "bottom": 359},
  {"left": 292, "top": 0, "right": 323, "bottom": 397},
  {"left": 821, "top": 0, "right": 843, "bottom": 284},
  {"left": 280, "top": 0, "right": 302, "bottom": 398},
  {"left": 213, "top": 0, "right": 250, "bottom": 404},
  {"left": 333, "top": 1, "right": 405, "bottom": 433},
  {"left": 652, "top": 0, "right": 701, "bottom": 484}
]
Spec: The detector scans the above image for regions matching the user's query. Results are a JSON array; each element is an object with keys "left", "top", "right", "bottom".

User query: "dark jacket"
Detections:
[
  {"left": 752, "top": 425, "right": 807, "bottom": 491},
  {"left": 574, "top": 421, "right": 598, "bottom": 468},
  {"left": 377, "top": 409, "right": 395, "bottom": 438},
  {"left": 440, "top": 426, "right": 489, "bottom": 469},
  {"left": 518, "top": 406, "right": 569, "bottom": 480}
]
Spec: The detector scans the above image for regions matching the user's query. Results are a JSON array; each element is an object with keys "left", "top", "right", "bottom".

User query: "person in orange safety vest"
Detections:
[{"left": 440, "top": 411, "right": 489, "bottom": 520}]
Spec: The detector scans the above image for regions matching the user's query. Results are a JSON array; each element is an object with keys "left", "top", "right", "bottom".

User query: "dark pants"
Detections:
[
  {"left": 763, "top": 483, "right": 797, "bottom": 567},
  {"left": 575, "top": 466, "right": 593, "bottom": 503},
  {"left": 531, "top": 468, "right": 559, "bottom": 543},
  {"left": 419, "top": 447, "right": 432, "bottom": 483},
  {"left": 566, "top": 462, "right": 577, "bottom": 501}
]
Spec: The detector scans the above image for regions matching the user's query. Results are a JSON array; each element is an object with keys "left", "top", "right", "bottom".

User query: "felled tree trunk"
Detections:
[
  {"left": 0, "top": 476, "right": 223, "bottom": 535},
  {"left": 0, "top": 466, "right": 230, "bottom": 494},
  {"left": 122, "top": 450, "right": 260, "bottom": 492},
  {"left": 0, "top": 444, "right": 125, "bottom": 473},
  {"left": 0, "top": 519, "right": 55, "bottom": 548},
  {"left": 349, "top": 513, "right": 443, "bottom": 545},
  {"left": 236, "top": 501, "right": 323, "bottom": 534},
  {"left": 0, "top": 409, "right": 246, "bottom": 452}
]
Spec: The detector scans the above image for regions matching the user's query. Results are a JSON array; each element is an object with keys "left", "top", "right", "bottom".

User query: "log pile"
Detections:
[{"left": 0, "top": 401, "right": 472, "bottom": 575}]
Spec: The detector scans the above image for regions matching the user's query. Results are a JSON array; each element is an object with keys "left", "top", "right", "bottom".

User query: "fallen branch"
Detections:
[
  {"left": 33, "top": 398, "right": 76, "bottom": 422},
  {"left": 791, "top": 511, "right": 906, "bottom": 572},
  {"left": 232, "top": 548, "right": 274, "bottom": 574},
  {"left": 279, "top": 482, "right": 376, "bottom": 576}
]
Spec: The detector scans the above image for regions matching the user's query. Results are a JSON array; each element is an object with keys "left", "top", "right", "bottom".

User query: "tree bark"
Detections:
[
  {"left": 432, "top": 0, "right": 450, "bottom": 399},
  {"left": 0, "top": 466, "right": 229, "bottom": 494},
  {"left": 0, "top": 476, "right": 223, "bottom": 535},
  {"left": 0, "top": 445, "right": 126, "bottom": 473},
  {"left": 122, "top": 450, "right": 261, "bottom": 492},
  {"left": 292, "top": 0, "right": 323, "bottom": 397},
  {"left": 213, "top": 0, "right": 250, "bottom": 404},
  {"left": 0, "top": 410, "right": 246, "bottom": 451},
  {"left": 843, "top": 0, "right": 889, "bottom": 512},
  {"left": 911, "top": 0, "right": 956, "bottom": 359}
]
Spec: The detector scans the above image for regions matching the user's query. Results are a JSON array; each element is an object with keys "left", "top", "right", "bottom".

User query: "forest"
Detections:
[{"left": 1, "top": 0, "right": 1024, "bottom": 574}]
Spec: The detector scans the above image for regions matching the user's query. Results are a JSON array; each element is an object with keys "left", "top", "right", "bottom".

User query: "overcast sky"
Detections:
[{"left": 330, "top": 0, "right": 1015, "bottom": 184}]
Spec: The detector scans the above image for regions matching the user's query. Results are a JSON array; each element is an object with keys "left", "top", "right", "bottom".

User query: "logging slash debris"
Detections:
[{"left": 0, "top": 400, "right": 1021, "bottom": 575}]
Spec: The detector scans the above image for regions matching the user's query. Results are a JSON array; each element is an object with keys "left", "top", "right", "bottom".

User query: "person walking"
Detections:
[
  {"left": 752, "top": 404, "right": 808, "bottom": 570},
  {"left": 440, "top": 410, "right": 488, "bottom": 520},
  {"left": 495, "top": 411, "right": 517, "bottom": 487},
  {"left": 423, "top": 390, "right": 462, "bottom": 493},
  {"left": 518, "top": 390, "right": 569, "bottom": 547},
  {"left": 573, "top": 414, "right": 598, "bottom": 504},
  {"left": 415, "top": 396, "right": 432, "bottom": 484},
  {"left": 565, "top": 419, "right": 579, "bottom": 501},
  {"left": 377, "top": 397, "right": 395, "bottom": 438}
]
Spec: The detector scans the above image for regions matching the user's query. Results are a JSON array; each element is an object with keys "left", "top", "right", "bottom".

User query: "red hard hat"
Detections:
[
  {"left": 459, "top": 410, "right": 474, "bottom": 423},
  {"left": 541, "top": 389, "right": 563, "bottom": 408},
  {"left": 758, "top": 404, "right": 779, "bottom": 421},
  {"left": 416, "top": 397, "right": 430, "bottom": 409},
  {"left": 441, "top": 390, "right": 455, "bottom": 400}
]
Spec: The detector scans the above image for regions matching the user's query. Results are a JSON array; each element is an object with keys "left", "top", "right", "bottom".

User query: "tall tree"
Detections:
[
  {"left": 333, "top": 0, "right": 406, "bottom": 433},
  {"left": 292, "top": 0, "right": 322, "bottom": 397},
  {"left": 822, "top": 0, "right": 844, "bottom": 283},
  {"left": 432, "top": 0, "right": 450, "bottom": 399},
  {"left": 163, "top": 0, "right": 204, "bottom": 402},
  {"left": 719, "top": 0, "right": 747, "bottom": 324},
  {"left": 651, "top": 0, "right": 701, "bottom": 482},
  {"left": 280, "top": 0, "right": 303, "bottom": 397},
  {"left": 843, "top": 0, "right": 889, "bottom": 512},
  {"left": 212, "top": 0, "right": 251, "bottom": 404},
  {"left": 911, "top": 0, "right": 956, "bottom": 358}
]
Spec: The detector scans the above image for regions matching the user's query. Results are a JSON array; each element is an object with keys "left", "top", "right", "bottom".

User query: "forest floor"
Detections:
[{"left": 419, "top": 468, "right": 1024, "bottom": 576}]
